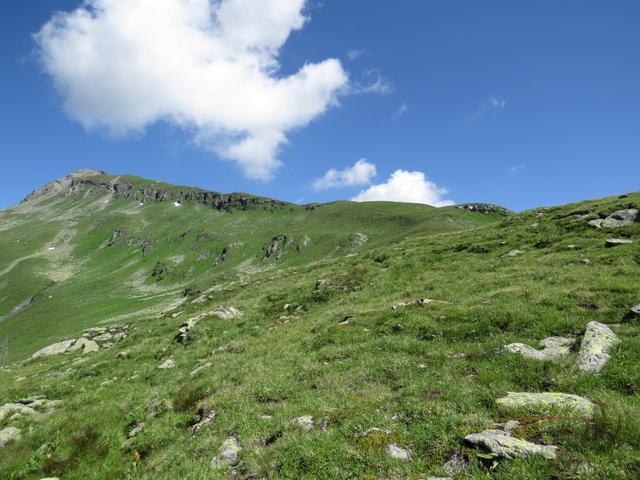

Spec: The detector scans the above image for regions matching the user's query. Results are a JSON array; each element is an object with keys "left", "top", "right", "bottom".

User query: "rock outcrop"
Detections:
[
  {"left": 31, "top": 324, "right": 129, "bottom": 359},
  {"left": 22, "top": 170, "right": 290, "bottom": 212},
  {"left": 175, "top": 307, "right": 243, "bottom": 344},
  {"left": 457, "top": 203, "right": 511, "bottom": 216}
]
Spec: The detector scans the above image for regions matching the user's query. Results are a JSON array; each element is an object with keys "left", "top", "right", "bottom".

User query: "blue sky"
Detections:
[{"left": 1, "top": 0, "right": 639, "bottom": 211}]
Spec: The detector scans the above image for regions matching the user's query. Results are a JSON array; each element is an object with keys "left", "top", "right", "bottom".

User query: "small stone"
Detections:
[
  {"left": 189, "top": 362, "right": 212, "bottom": 376},
  {"left": 0, "top": 427, "right": 21, "bottom": 446},
  {"left": 442, "top": 451, "right": 469, "bottom": 475},
  {"left": 501, "top": 249, "right": 524, "bottom": 258},
  {"left": 294, "top": 415, "right": 314, "bottom": 432},
  {"left": 210, "top": 437, "right": 241, "bottom": 468},
  {"left": 464, "top": 429, "right": 557, "bottom": 459},
  {"left": 158, "top": 359, "right": 176, "bottom": 369},
  {"left": 605, "top": 238, "right": 633, "bottom": 247},
  {"left": 191, "top": 408, "right": 215, "bottom": 435},
  {"left": 588, "top": 219, "right": 603, "bottom": 229},
  {"left": 575, "top": 321, "right": 620, "bottom": 372},
  {"left": 497, "top": 392, "right": 596, "bottom": 417},
  {"left": 630, "top": 304, "right": 640, "bottom": 317},
  {"left": 386, "top": 443, "right": 411, "bottom": 461},
  {"left": 259, "top": 414, "right": 273, "bottom": 421}
]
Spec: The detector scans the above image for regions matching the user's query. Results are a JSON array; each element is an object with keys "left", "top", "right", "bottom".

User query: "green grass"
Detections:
[{"left": 0, "top": 175, "right": 638, "bottom": 479}]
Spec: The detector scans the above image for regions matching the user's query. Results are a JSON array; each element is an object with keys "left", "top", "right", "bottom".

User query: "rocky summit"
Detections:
[{"left": 0, "top": 171, "right": 639, "bottom": 479}]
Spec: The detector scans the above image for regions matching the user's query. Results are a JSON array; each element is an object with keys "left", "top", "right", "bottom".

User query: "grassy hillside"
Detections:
[{"left": 0, "top": 172, "right": 638, "bottom": 479}]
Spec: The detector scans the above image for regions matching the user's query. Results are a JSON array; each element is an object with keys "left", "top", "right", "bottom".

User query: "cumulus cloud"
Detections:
[
  {"left": 35, "top": 0, "right": 348, "bottom": 180},
  {"left": 313, "top": 159, "right": 376, "bottom": 190},
  {"left": 352, "top": 170, "right": 453, "bottom": 206}
]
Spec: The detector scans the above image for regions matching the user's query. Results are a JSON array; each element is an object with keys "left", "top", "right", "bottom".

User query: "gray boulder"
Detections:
[
  {"left": 31, "top": 339, "right": 76, "bottom": 359},
  {"left": 501, "top": 249, "right": 524, "bottom": 258},
  {"left": 602, "top": 209, "right": 639, "bottom": 227},
  {"left": 575, "top": 321, "right": 619, "bottom": 372}
]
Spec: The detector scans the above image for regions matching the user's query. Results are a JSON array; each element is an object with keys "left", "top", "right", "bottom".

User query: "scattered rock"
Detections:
[
  {"left": 210, "top": 437, "right": 241, "bottom": 468},
  {"left": 386, "top": 443, "right": 411, "bottom": 461},
  {"left": 575, "top": 321, "right": 620, "bottom": 372},
  {"left": 501, "top": 336, "right": 574, "bottom": 361},
  {"left": 122, "top": 422, "right": 145, "bottom": 449},
  {"left": 588, "top": 219, "right": 603, "bottom": 229},
  {"left": 501, "top": 249, "right": 524, "bottom": 258},
  {"left": 605, "top": 238, "right": 633, "bottom": 247},
  {"left": 497, "top": 392, "right": 596, "bottom": 417},
  {"left": 392, "top": 298, "right": 451, "bottom": 310},
  {"left": 175, "top": 306, "right": 242, "bottom": 343},
  {"left": 0, "top": 427, "right": 21, "bottom": 446},
  {"left": 259, "top": 414, "right": 273, "bottom": 421},
  {"left": 158, "top": 359, "right": 176, "bottom": 369},
  {"left": 630, "top": 304, "right": 640, "bottom": 317},
  {"left": 463, "top": 429, "right": 557, "bottom": 459},
  {"left": 293, "top": 415, "right": 314, "bottom": 432}
]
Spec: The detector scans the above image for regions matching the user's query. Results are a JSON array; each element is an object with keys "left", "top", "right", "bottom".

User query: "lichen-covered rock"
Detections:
[
  {"left": 31, "top": 339, "right": 76, "bottom": 359},
  {"left": 497, "top": 392, "right": 596, "bottom": 417},
  {"left": 575, "top": 321, "right": 619, "bottom": 372},
  {"left": 0, "top": 427, "right": 21, "bottom": 446},
  {"left": 210, "top": 437, "right": 241, "bottom": 468},
  {"left": 464, "top": 429, "right": 557, "bottom": 459},
  {"left": 501, "top": 336, "right": 574, "bottom": 361}
]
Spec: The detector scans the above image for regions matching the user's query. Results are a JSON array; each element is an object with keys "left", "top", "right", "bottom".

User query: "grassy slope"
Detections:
[{"left": 0, "top": 180, "right": 638, "bottom": 479}]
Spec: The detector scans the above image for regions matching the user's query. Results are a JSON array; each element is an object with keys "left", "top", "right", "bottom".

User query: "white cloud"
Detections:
[
  {"left": 352, "top": 170, "right": 453, "bottom": 206},
  {"left": 350, "top": 69, "right": 394, "bottom": 95},
  {"left": 506, "top": 163, "right": 524, "bottom": 175},
  {"left": 313, "top": 159, "right": 376, "bottom": 190},
  {"left": 347, "top": 49, "right": 365, "bottom": 60},
  {"left": 465, "top": 95, "right": 506, "bottom": 124},
  {"left": 393, "top": 102, "right": 408, "bottom": 119},
  {"left": 35, "top": 0, "right": 348, "bottom": 181}
]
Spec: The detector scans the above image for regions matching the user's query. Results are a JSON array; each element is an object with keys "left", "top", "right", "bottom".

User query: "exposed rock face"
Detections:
[
  {"left": 497, "top": 392, "right": 596, "bottom": 417},
  {"left": 210, "top": 437, "right": 241, "bottom": 468},
  {"left": 464, "top": 429, "right": 557, "bottom": 459},
  {"left": 501, "top": 336, "right": 575, "bottom": 361},
  {"left": 22, "top": 170, "right": 290, "bottom": 211},
  {"left": 575, "top": 321, "right": 619, "bottom": 372},
  {"left": 263, "top": 235, "right": 294, "bottom": 260},
  {"left": 0, "top": 427, "right": 21, "bottom": 446},
  {"left": 457, "top": 203, "right": 511, "bottom": 216}
]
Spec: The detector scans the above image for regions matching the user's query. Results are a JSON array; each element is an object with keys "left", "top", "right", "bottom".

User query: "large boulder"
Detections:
[
  {"left": 601, "top": 209, "right": 639, "bottom": 227},
  {"left": 575, "top": 321, "right": 619, "bottom": 372},
  {"left": 31, "top": 339, "right": 76, "bottom": 359}
]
